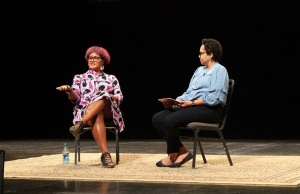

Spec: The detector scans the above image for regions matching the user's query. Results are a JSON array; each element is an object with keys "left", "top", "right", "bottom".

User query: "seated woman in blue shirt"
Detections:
[{"left": 152, "top": 38, "right": 229, "bottom": 168}]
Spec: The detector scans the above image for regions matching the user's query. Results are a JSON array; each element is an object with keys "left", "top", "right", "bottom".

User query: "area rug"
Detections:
[{"left": 4, "top": 153, "right": 300, "bottom": 186}]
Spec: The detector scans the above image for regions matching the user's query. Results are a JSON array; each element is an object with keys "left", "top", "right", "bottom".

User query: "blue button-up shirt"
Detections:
[{"left": 176, "top": 62, "right": 229, "bottom": 106}]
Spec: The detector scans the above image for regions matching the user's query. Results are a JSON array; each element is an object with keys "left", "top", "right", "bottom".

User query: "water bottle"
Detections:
[{"left": 62, "top": 143, "right": 69, "bottom": 165}]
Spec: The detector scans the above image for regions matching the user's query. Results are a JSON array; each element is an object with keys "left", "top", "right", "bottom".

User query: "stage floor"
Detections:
[{"left": 1, "top": 139, "right": 300, "bottom": 193}]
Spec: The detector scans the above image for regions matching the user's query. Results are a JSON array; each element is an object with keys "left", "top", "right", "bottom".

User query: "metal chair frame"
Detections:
[
  {"left": 180, "top": 79, "right": 235, "bottom": 168},
  {"left": 74, "top": 122, "right": 120, "bottom": 165}
]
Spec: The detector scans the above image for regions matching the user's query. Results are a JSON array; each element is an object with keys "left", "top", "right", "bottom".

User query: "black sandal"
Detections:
[{"left": 101, "top": 152, "right": 115, "bottom": 168}]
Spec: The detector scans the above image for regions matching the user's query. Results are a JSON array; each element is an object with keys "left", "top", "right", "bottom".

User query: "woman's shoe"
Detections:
[
  {"left": 169, "top": 152, "right": 193, "bottom": 168},
  {"left": 69, "top": 121, "right": 85, "bottom": 138},
  {"left": 101, "top": 152, "right": 115, "bottom": 168},
  {"left": 156, "top": 160, "right": 173, "bottom": 167}
]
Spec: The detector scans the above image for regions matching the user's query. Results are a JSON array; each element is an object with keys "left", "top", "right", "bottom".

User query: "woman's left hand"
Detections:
[
  {"left": 177, "top": 100, "right": 193, "bottom": 107},
  {"left": 109, "top": 94, "right": 119, "bottom": 103}
]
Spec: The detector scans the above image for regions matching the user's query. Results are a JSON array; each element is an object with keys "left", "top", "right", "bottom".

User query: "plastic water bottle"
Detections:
[{"left": 62, "top": 143, "right": 69, "bottom": 165}]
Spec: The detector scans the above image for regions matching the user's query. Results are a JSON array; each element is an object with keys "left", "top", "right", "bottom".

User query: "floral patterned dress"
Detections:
[{"left": 70, "top": 69, "right": 125, "bottom": 131}]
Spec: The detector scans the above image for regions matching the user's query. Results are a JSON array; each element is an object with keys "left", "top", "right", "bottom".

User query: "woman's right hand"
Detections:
[{"left": 56, "top": 85, "right": 71, "bottom": 92}]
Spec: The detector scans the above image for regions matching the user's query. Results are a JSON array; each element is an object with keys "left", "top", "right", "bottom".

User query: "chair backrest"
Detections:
[{"left": 219, "top": 79, "right": 235, "bottom": 130}]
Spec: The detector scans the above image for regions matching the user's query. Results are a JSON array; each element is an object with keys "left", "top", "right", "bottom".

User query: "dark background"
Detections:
[{"left": 1, "top": 0, "right": 299, "bottom": 140}]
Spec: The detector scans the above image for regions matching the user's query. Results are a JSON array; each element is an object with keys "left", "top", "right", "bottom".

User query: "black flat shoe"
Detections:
[
  {"left": 169, "top": 152, "right": 193, "bottom": 168},
  {"left": 156, "top": 160, "right": 173, "bottom": 167}
]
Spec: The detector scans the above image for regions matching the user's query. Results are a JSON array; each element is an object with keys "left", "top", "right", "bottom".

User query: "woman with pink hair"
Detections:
[{"left": 56, "top": 46, "right": 125, "bottom": 168}]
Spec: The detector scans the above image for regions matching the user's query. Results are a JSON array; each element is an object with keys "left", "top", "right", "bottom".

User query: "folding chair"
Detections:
[
  {"left": 180, "top": 79, "right": 235, "bottom": 168},
  {"left": 74, "top": 120, "right": 120, "bottom": 165}
]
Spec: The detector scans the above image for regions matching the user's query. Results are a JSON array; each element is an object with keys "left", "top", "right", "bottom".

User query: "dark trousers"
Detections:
[{"left": 152, "top": 105, "right": 222, "bottom": 154}]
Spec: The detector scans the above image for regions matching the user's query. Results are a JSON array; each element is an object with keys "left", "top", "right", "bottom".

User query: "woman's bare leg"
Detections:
[
  {"left": 82, "top": 100, "right": 105, "bottom": 125},
  {"left": 70, "top": 100, "right": 107, "bottom": 138},
  {"left": 79, "top": 99, "right": 115, "bottom": 167},
  {"left": 84, "top": 99, "right": 112, "bottom": 153},
  {"left": 87, "top": 99, "right": 114, "bottom": 167},
  {"left": 92, "top": 112, "right": 108, "bottom": 153}
]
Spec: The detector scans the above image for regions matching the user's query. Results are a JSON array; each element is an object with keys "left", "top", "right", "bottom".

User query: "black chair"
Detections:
[
  {"left": 74, "top": 120, "right": 120, "bottom": 165},
  {"left": 180, "top": 79, "right": 235, "bottom": 168}
]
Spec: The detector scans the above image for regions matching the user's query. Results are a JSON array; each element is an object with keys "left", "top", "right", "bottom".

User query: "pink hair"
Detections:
[{"left": 84, "top": 46, "right": 111, "bottom": 65}]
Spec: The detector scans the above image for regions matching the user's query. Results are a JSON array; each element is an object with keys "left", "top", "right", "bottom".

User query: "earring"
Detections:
[{"left": 100, "top": 65, "right": 104, "bottom": 70}]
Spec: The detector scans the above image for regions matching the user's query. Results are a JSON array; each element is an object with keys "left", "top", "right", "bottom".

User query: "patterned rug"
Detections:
[{"left": 4, "top": 153, "right": 300, "bottom": 186}]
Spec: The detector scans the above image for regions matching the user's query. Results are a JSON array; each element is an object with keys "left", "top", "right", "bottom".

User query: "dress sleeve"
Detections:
[
  {"left": 70, "top": 74, "right": 81, "bottom": 104},
  {"left": 111, "top": 75, "right": 124, "bottom": 106}
]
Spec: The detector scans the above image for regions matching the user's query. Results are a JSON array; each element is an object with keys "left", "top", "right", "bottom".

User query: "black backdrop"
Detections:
[{"left": 2, "top": 0, "right": 299, "bottom": 140}]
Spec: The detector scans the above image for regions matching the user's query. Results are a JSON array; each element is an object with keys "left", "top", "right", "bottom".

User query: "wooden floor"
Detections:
[{"left": 1, "top": 138, "right": 300, "bottom": 193}]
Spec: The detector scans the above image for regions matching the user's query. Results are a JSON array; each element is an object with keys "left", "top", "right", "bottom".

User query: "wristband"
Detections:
[{"left": 191, "top": 100, "right": 195, "bottom": 107}]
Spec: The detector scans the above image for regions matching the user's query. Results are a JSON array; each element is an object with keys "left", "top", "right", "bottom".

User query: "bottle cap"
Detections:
[{"left": 64, "top": 143, "right": 68, "bottom": 146}]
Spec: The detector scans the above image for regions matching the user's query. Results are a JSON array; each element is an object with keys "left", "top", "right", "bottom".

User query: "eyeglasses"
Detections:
[
  {"left": 199, "top": 52, "right": 206, "bottom": 56},
  {"left": 88, "top": 56, "right": 102, "bottom": 62}
]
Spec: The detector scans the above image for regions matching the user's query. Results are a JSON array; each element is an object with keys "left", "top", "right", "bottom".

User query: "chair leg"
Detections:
[
  {"left": 116, "top": 129, "right": 119, "bottom": 164},
  {"left": 74, "top": 137, "right": 81, "bottom": 165},
  {"left": 197, "top": 139, "right": 207, "bottom": 164},
  {"left": 78, "top": 137, "right": 81, "bottom": 162},
  {"left": 107, "top": 127, "right": 120, "bottom": 165},
  {"left": 217, "top": 130, "right": 233, "bottom": 166},
  {"left": 74, "top": 138, "right": 78, "bottom": 165},
  {"left": 192, "top": 129, "right": 198, "bottom": 168}
]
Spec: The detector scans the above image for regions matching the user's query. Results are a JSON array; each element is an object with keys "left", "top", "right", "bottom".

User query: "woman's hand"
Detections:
[
  {"left": 109, "top": 94, "right": 119, "bottom": 103},
  {"left": 177, "top": 100, "right": 193, "bottom": 107},
  {"left": 56, "top": 85, "right": 71, "bottom": 92}
]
